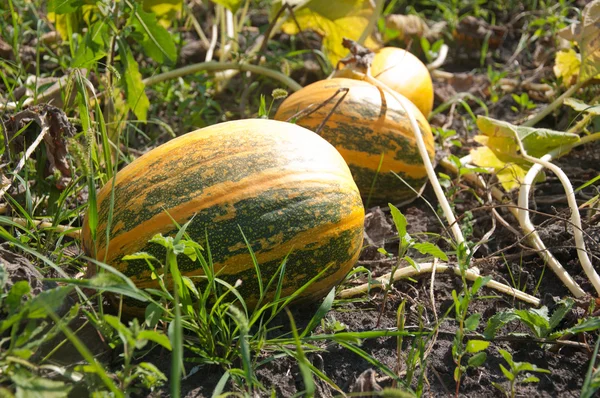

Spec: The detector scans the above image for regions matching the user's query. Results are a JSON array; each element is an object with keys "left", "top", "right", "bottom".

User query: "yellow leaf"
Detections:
[
  {"left": 470, "top": 146, "right": 526, "bottom": 192},
  {"left": 142, "top": 0, "right": 182, "bottom": 27},
  {"left": 280, "top": 0, "right": 379, "bottom": 65},
  {"left": 553, "top": 49, "right": 581, "bottom": 87}
]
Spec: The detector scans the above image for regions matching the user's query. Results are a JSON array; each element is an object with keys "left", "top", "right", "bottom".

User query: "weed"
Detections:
[{"left": 492, "top": 349, "right": 550, "bottom": 398}]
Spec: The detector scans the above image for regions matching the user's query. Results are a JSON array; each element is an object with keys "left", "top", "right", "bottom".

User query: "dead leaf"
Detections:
[
  {"left": 3, "top": 105, "right": 76, "bottom": 189},
  {"left": 452, "top": 16, "right": 507, "bottom": 50},
  {"left": 384, "top": 14, "right": 446, "bottom": 41},
  {"left": 349, "top": 369, "right": 382, "bottom": 398}
]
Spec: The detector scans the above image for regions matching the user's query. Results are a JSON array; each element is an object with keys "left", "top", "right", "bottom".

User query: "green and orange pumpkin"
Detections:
[
  {"left": 81, "top": 119, "right": 365, "bottom": 313},
  {"left": 370, "top": 47, "right": 434, "bottom": 117},
  {"left": 274, "top": 78, "right": 435, "bottom": 206}
]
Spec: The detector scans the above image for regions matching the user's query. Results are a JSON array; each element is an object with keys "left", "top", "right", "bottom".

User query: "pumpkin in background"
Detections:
[
  {"left": 370, "top": 47, "right": 434, "bottom": 117},
  {"left": 81, "top": 119, "right": 364, "bottom": 313},
  {"left": 274, "top": 78, "right": 434, "bottom": 207}
]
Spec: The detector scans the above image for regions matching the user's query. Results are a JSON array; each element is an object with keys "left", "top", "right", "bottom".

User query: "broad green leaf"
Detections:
[
  {"left": 470, "top": 116, "right": 580, "bottom": 191},
  {"left": 138, "top": 330, "right": 173, "bottom": 350},
  {"left": 210, "top": 0, "right": 243, "bottom": 12},
  {"left": 412, "top": 242, "right": 448, "bottom": 261},
  {"left": 276, "top": 0, "right": 379, "bottom": 65},
  {"left": 118, "top": 40, "right": 150, "bottom": 121},
  {"left": 514, "top": 307, "right": 550, "bottom": 338},
  {"left": 564, "top": 98, "right": 600, "bottom": 116},
  {"left": 484, "top": 311, "right": 520, "bottom": 339},
  {"left": 129, "top": 3, "right": 177, "bottom": 64},
  {"left": 73, "top": 20, "right": 108, "bottom": 68},
  {"left": 465, "top": 339, "right": 489, "bottom": 353},
  {"left": 468, "top": 352, "right": 487, "bottom": 368},
  {"left": 465, "top": 313, "right": 481, "bottom": 332}
]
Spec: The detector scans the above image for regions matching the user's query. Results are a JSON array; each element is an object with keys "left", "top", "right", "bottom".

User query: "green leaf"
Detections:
[
  {"left": 138, "top": 330, "right": 173, "bottom": 350},
  {"left": 465, "top": 339, "right": 489, "bottom": 353},
  {"left": 522, "top": 375, "right": 540, "bottom": 383},
  {"left": 122, "top": 252, "right": 159, "bottom": 261},
  {"left": 470, "top": 116, "right": 580, "bottom": 191},
  {"left": 302, "top": 287, "right": 335, "bottom": 337},
  {"left": 465, "top": 313, "right": 481, "bottom": 332},
  {"left": 566, "top": 317, "right": 600, "bottom": 334},
  {"left": 118, "top": 39, "right": 150, "bottom": 121},
  {"left": 471, "top": 276, "right": 491, "bottom": 295},
  {"left": 6, "top": 281, "right": 30, "bottom": 313},
  {"left": 129, "top": 3, "right": 177, "bottom": 64},
  {"left": 499, "top": 364, "right": 514, "bottom": 381},
  {"left": 13, "top": 372, "right": 72, "bottom": 398},
  {"left": 145, "top": 302, "right": 164, "bottom": 328},
  {"left": 484, "top": 311, "right": 519, "bottom": 339},
  {"left": 48, "top": 0, "right": 81, "bottom": 14},
  {"left": 210, "top": 0, "right": 243, "bottom": 12},
  {"left": 498, "top": 349, "right": 514, "bottom": 368},
  {"left": 66, "top": 273, "right": 150, "bottom": 302},
  {"left": 276, "top": 0, "right": 378, "bottom": 65},
  {"left": 388, "top": 203, "right": 410, "bottom": 244},
  {"left": 514, "top": 307, "right": 550, "bottom": 338},
  {"left": 564, "top": 98, "right": 600, "bottom": 115},
  {"left": 73, "top": 21, "right": 108, "bottom": 68},
  {"left": 412, "top": 242, "right": 448, "bottom": 261},
  {"left": 549, "top": 298, "right": 574, "bottom": 330},
  {"left": 25, "top": 286, "right": 73, "bottom": 319},
  {"left": 468, "top": 352, "right": 487, "bottom": 368},
  {"left": 149, "top": 233, "right": 174, "bottom": 250}
]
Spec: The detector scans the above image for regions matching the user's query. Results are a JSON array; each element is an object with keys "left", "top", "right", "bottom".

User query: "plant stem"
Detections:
[
  {"left": 517, "top": 139, "right": 600, "bottom": 296},
  {"left": 338, "top": 262, "right": 541, "bottom": 306},
  {"left": 143, "top": 62, "right": 302, "bottom": 92},
  {"left": 364, "top": 75, "right": 467, "bottom": 250},
  {"left": 358, "top": 0, "right": 384, "bottom": 45},
  {"left": 523, "top": 80, "right": 586, "bottom": 127}
]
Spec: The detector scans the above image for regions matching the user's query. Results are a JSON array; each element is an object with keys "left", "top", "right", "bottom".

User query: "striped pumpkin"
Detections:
[
  {"left": 274, "top": 78, "right": 434, "bottom": 206},
  {"left": 81, "top": 119, "right": 364, "bottom": 313},
  {"left": 370, "top": 47, "right": 434, "bottom": 117}
]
